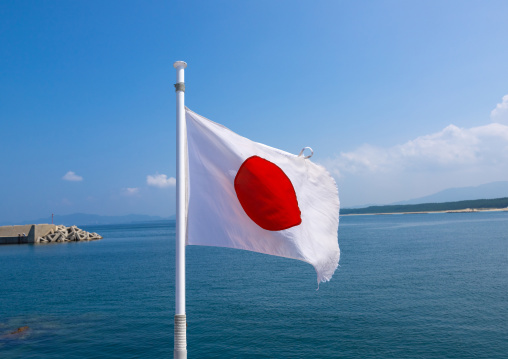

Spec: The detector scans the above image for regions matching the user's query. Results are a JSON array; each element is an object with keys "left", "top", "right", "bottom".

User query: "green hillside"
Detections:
[{"left": 341, "top": 197, "right": 508, "bottom": 215}]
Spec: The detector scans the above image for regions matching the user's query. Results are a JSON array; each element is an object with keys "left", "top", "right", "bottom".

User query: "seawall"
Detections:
[{"left": 0, "top": 224, "right": 56, "bottom": 244}]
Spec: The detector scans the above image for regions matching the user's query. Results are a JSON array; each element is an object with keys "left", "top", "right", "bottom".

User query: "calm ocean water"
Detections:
[{"left": 1, "top": 212, "right": 507, "bottom": 358}]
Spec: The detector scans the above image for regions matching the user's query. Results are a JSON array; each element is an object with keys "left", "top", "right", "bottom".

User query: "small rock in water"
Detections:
[{"left": 10, "top": 326, "right": 29, "bottom": 335}]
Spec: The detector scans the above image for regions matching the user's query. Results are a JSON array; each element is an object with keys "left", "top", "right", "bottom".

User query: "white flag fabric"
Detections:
[{"left": 185, "top": 108, "right": 340, "bottom": 283}]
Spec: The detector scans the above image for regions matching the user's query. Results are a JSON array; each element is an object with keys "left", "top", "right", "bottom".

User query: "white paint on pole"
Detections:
[{"left": 173, "top": 60, "right": 187, "bottom": 359}]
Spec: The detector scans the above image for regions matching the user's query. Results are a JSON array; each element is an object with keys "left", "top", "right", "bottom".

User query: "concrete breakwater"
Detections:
[
  {"left": 39, "top": 225, "right": 102, "bottom": 243},
  {"left": 0, "top": 224, "right": 102, "bottom": 245}
]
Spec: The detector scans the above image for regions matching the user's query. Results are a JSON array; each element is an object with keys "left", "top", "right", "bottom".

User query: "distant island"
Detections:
[
  {"left": 390, "top": 181, "right": 508, "bottom": 205},
  {"left": 341, "top": 197, "right": 508, "bottom": 215},
  {"left": 6, "top": 197, "right": 508, "bottom": 227}
]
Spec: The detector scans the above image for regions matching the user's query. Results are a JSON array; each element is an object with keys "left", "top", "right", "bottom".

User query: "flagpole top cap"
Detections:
[{"left": 173, "top": 61, "right": 187, "bottom": 69}]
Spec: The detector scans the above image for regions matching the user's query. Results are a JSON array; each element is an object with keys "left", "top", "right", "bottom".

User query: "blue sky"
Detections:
[{"left": 1, "top": 1, "right": 508, "bottom": 223}]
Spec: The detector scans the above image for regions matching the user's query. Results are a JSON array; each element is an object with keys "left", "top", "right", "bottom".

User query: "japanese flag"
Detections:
[{"left": 185, "top": 108, "right": 340, "bottom": 283}]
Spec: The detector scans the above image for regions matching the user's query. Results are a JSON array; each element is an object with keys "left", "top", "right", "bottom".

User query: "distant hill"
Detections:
[
  {"left": 18, "top": 213, "right": 176, "bottom": 226},
  {"left": 341, "top": 197, "right": 508, "bottom": 215},
  {"left": 394, "top": 181, "right": 508, "bottom": 205}
]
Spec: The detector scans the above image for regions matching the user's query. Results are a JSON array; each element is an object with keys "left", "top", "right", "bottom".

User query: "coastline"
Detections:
[{"left": 340, "top": 207, "right": 508, "bottom": 216}]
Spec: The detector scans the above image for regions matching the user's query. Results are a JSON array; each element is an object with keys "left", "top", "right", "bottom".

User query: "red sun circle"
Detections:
[{"left": 234, "top": 156, "right": 302, "bottom": 231}]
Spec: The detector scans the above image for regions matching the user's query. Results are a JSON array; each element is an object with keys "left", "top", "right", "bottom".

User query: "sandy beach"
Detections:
[{"left": 341, "top": 207, "right": 508, "bottom": 216}]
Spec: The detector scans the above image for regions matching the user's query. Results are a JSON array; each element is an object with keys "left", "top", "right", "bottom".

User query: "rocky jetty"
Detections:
[{"left": 38, "top": 225, "right": 102, "bottom": 243}]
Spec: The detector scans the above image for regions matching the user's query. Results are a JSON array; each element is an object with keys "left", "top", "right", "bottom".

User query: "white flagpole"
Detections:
[{"left": 173, "top": 60, "right": 187, "bottom": 359}]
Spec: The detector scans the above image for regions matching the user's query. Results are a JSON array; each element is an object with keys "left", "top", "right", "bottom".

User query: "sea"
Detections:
[{"left": 1, "top": 212, "right": 507, "bottom": 358}]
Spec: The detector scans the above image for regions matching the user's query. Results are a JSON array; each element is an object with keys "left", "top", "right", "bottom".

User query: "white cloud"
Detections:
[
  {"left": 325, "top": 123, "right": 508, "bottom": 177},
  {"left": 491, "top": 94, "right": 508, "bottom": 124},
  {"left": 62, "top": 171, "right": 83, "bottom": 181},
  {"left": 122, "top": 187, "right": 140, "bottom": 196},
  {"left": 61, "top": 198, "right": 72, "bottom": 206},
  {"left": 323, "top": 122, "right": 508, "bottom": 207},
  {"left": 146, "top": 173, "right": 176, "bottom": 188}
]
